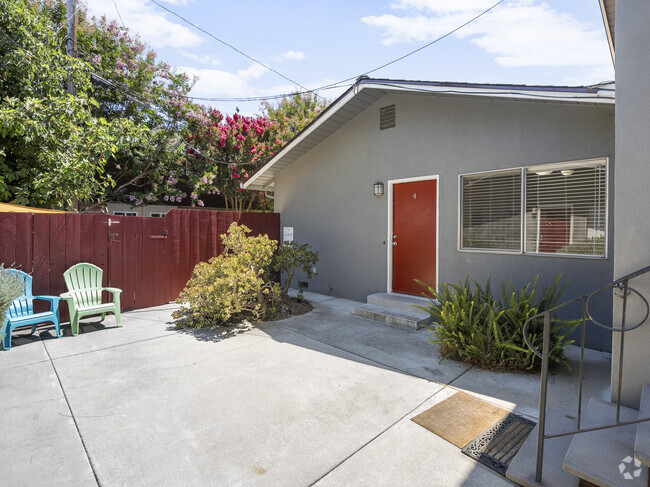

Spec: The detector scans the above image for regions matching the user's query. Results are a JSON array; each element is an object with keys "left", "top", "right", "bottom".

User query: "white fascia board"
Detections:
[
  {"left": 361, "top": 82, "right": 615, "bottom": 104},
  {"left": 243, "top": 81, "right": 614, "bottom": 191},
  {"left": 243, "top": 86, "right": 363, "bottom": 190}
]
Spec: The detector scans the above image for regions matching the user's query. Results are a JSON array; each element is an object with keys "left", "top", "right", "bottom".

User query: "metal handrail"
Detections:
[{"left": 522, "top": 264, "right": 650, "bottom": 484}]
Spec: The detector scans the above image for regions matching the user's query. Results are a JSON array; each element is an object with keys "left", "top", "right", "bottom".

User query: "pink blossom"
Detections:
[
  {"left": 191, "top": 193, "right": 198, "bottom": 200},
  {"left": 175, "top": 196, "right": 182, "bottom": 203},
  {"left": 198, "top": 200, "right": 204, "bottom": 207},
  {"left": 163, "top": 195, "right": 169, "bottom": 201},
  {"left": 146, "top": 195, "right": 152, "bottom": 201},
  {"left": 129, "top": 195, "right": 135, "bottom": 201},
  {"left": 115, "top": 164, "right": 121, "bottom": 170}
]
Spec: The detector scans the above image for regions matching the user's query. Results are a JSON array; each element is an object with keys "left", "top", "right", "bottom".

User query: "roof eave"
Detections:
[
  {"left": 244, "top": 80, "right": 615, "bottom": 192},
  {"left": 599, "top": 0, "right": 615, "bottom": 65}
]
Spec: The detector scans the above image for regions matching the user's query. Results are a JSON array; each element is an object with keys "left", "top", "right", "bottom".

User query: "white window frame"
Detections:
[
  {"left": 458, "top": 157, "right": 608, "bottom": 259},
  {"left": 149, "top": 212, "right": 166, "bottom": 218},
  {"left": 113, "top": 211, "right": 137, "bottom": 217}
]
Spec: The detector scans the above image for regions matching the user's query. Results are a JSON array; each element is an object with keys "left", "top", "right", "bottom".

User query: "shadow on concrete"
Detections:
[{"left": 169, "top": 320, "right": 257, "bottom": 343}]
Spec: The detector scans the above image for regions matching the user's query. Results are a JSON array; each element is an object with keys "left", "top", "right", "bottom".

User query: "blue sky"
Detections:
[{"left": 87, "top": 0, "right": 614, "bottom": 116}]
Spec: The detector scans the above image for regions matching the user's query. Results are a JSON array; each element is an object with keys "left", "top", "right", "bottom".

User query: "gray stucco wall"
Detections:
[
  {"left": 275, "top": 92, "right": 615, "bottom": 350},
  {"left": 612, "top": 1, "right": 650, "bottom": 407}
]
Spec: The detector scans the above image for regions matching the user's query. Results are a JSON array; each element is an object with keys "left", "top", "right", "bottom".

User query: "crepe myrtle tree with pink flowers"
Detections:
[
  {"left": 183, "top": 108, "right": 281, "bottom": 211},
  {"left": 180, "top": 93, "right": 329, "bottom": 212}
]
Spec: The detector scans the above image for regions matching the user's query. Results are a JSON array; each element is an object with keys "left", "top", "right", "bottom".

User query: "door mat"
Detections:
[
  {"left": 462, "top": 413, "right": 536, "bottom": 476},
  {"left": 411, "top": 391, "right": 511, "bottom": 448}
]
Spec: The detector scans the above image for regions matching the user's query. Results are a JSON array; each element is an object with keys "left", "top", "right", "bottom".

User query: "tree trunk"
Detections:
[{"left": 282, "top": 269, "right": 296, "bottom": 294}]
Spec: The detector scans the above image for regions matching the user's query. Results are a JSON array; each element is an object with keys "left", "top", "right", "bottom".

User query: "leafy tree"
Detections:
[
  {"left": 273, "top": 241, "right": 319, "bottom": 294},
  {"left": 39, "top": 1, "right": 201, "bottom": 209},
  {"left": 0, "top": 0, "right": 134, "bottom": 209},
  {"left": 0, "top": 2, "right": 329, "bottom": 212},
  {"left": 183, "top": 93, "right": 329, "bottom": 212},
  {"left": 0, "top": 0, "right": 198, "bottom": 210},
  {"left": 183, "top": 109, "right": 281, "bottom": 211},
  {"left": 262, "top": 91, "right": 328, "bottom": 142}
]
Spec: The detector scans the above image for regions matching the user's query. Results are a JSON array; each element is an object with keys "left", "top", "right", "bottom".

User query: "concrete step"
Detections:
[
  {"left": 351, "top": 303, "right": 432, "bottom": 330},
  {"left": 563, "top": 397, "right": 646, "bottom": 486},
  {"left": 635, "top": 384, "right": 650, "bottom": 466},
  {"left": 366, "top": 292, "right": 434, "bottom": 314},
  {"left": 506, "top": 409, "right": 579, "bottom": 487}
]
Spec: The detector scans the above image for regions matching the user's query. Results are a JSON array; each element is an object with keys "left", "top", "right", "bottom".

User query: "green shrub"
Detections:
[
  {"left": 273, "top": 241, "right": 319, "bottom": 294},
  {"left": 0, "top": 265, "right": 25, "bottom": 337},
  {"left": 418, "top": 274, "right": 579, "bottom": 372},
  {"left": 173, "top": 223, "right": 281, "bottom": 327}
]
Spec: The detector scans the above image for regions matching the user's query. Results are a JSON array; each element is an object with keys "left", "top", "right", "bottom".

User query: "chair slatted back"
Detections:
[
  {"left": 6, "top": 269, "right": 32, "bottom": 318},
  {"left": 63, "top": 263, "right": 104, "bottom": 307}
]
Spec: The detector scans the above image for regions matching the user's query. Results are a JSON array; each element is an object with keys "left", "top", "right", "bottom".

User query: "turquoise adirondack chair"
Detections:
[
  {"left": 2, "top": 269, "right": 61, "bottom": 351},
  {"left": 61, "top": 263, "right": 122, "bottom": 336}
]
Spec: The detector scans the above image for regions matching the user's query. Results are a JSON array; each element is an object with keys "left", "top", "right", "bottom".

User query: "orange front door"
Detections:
[{"left": 392, "top": 179, "right": 437, "bottom": 295}]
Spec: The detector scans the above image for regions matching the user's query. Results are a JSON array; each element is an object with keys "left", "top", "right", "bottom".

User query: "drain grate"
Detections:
[{"left": 462, "top": 412, "right": 536, "bottom": 476}]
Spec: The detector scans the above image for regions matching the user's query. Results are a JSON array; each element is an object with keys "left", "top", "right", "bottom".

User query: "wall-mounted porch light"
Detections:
[{"left": 374, "top": 182, "right": 384, "bottom": 197}]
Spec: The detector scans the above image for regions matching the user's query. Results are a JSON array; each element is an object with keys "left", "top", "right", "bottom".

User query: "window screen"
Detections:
[
  {"left": 461, "top": 170, "right": 522, "bottom": 251},
  {"left": 525, "top": 162, "right": 606, "bottom": 256}
]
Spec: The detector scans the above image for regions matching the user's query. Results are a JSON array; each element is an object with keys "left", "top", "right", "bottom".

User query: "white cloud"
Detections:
[
  {"left": 277, "top": 50, "right": 306, "bottom": 61},
  {"left": 159, "top": 0, "right": 195, "bottom": 5},
  {"left": 86, "top": 0, "right": 203, "bottom": 50},
  {"left": 362, "top": 0, "right": 613, "bottom": 70},
  {"left": 180, "top": 63, "right": 270, "bottom": 98},
  {"left": 391, "top": 0, "right": 498, "bottom": 13},
  {"left": 178, "top": 50, "right": 220, "bottom": 67}
]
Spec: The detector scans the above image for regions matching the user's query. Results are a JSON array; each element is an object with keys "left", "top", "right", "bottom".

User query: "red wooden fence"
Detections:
[{"left": 0, "top": 209, "right": 280, "bottom": 321}]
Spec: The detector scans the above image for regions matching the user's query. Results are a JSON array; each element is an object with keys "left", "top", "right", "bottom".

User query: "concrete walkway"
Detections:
[{"left": 0, "top": 291, "right": 611, "bottom": 487}]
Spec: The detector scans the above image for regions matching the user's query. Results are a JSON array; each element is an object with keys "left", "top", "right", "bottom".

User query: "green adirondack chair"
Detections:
[{"left": 61, "top": 263, "right": 122, "bottom": 336}]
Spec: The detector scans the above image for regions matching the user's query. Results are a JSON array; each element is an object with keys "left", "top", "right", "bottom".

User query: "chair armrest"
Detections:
[
  {"left": 104, "top": 287, "right": 122, "bottom": 295},
  {"left": 33, "top": 295, "right": 62, "bottom": 304},
  {"left": 60, "top": 292, "right": 73, "bottom": 299}
]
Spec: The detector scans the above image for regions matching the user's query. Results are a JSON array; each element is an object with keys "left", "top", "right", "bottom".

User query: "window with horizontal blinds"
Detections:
[
  {"left": 525, "top": 162, "right": 606, "bottom": 256},
  {"left": 461, "top": 170, "right": 522, "bottom": 251},
  {"left": 460, "top": 159, "right": 608, "bottom": 257}
]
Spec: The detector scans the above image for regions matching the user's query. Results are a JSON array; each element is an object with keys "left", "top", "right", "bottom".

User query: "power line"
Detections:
[
  {"left": 185, "top": 83, "right": 349, "bottom": 103},
  {"left": 148, "top": 0, "right": 322, "bottom": 100},
  {"left": 160, "top": 0, "right": 505, "bottom": 104},
  {"left": 314, "top": 0, "right": 507, "bottom": 92}
]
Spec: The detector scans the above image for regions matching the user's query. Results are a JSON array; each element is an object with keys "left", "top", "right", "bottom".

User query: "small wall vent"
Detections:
[{"left": 380, "top": 104, "right": 396, "bottom": 130}]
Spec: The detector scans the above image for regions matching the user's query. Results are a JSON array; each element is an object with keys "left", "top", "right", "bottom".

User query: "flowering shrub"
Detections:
[
  {"left": 173, "top": 223, "right": 280, "bottom": 327},
  {"left": 273, "top": 241, "right": 319, "bottom": 294}
]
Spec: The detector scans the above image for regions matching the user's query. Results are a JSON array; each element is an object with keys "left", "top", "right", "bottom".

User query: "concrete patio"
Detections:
[{"left": 0, "top": 291, "right": 611, "bottom": 486}]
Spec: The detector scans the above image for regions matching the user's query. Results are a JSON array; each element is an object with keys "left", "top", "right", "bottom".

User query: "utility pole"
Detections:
[
  {"left": 66, "top": 0, "right": 77, "bottom": 95},
  {"left": 66, "top": 0, "right": 79, "bottom": 211}
]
